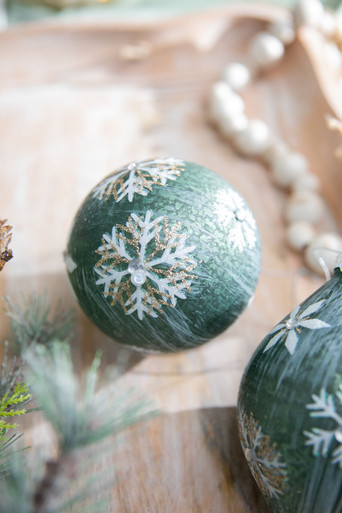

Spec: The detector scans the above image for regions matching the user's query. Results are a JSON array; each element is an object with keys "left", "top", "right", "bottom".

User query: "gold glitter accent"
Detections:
[
  {"left": 116, "top": 215, "right": 144, "bottom": 256},
  {"left": 96, "top": 159, "right": 186, "bottom": 202},
  {"left": 95, "top": 212, "right": 197, "bottom": 318},
  {"left": 144, "top": 282, "right": 174, "bottom": 315},
  {"left": 145, "top": 217, "right": 185, "bottom": 262},
  {"left": 0, "top": 219, "right": 13, "bottom": 271},
  {"left": 238, "top": 412, "right": 288, "bottom": 498},
  {"left": 106, "top": 281, "right": 134, "bottom": 313},
  {"left": 95, "top": 237, "right": 130, "bottom": 269}
]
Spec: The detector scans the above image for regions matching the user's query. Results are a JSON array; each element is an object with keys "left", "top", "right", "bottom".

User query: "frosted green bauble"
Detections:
[
  {"left": 65, "top": 158, "right": 261, "bottom": 352},
  {"left": 238, "top": 263, "right": 342, "bottom": 513}
]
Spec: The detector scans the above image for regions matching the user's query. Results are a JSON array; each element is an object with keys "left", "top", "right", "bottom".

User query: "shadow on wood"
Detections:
[{"left": 109, "top": 407, "right": 271, "bottom": 512}]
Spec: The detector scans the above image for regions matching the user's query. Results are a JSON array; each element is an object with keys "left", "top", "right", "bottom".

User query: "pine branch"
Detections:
[
  {"left": 0, "top": 341, "right": 31, "bottom": 479},
  {"left": 22, "top": 340, "right": 156, "bottom": 513},
  {"left": 0, "top": 450, "right": 34, "bottom": 513},
  {"left": 0, "top": 294, "right": 156, "bottom": 512},
  {"left": 0, "top": 433, "right": 24, "bottom": 480},
  {"left": 4, "top": 295, "right": 74, "bottom": 351},
  {"left": 0, "top": 381, "right": 31, "bottom": 439},
  {"left": 24, "top": 340, "right": 154, "bottom": 451}
]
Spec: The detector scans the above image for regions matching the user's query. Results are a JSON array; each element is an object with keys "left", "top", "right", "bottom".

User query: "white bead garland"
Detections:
[
  {"left": 208, "top": 0, "right": 342, "bottom": 276},
  {"left": 270, "top": 152, "right": 309, "bottom": 188},
  {"left": 293, "top": 0, "right": 324, "bottom": 29},
  {"left": 268, "top": 20, "right": 296, "bottom": 45},
  {"left": 249, "top": 32, "right": 285, "bottom": 69},
  {"left": 285, "top": 191, "right": 325, "bottom": 224},
  {"left": 287, "top": 221, "right": 315, "bottom": 250},
  {"left": 321, "top": 10, "right": 337, "bottom": 38},
  {"left": 219, "top": 112, "right": 248, "bottom": 138},
  {"left": 305, "top": 233, "right": 342, "bottom": 274},
  {"left": 234, "top": 119, "right": 271, "bottom": 156},
  {"left": 292, "top": 172, "right": 320, "bottom": 193},
  {"left": 222, "top": 62, "right": 251, "bottom": 92}
]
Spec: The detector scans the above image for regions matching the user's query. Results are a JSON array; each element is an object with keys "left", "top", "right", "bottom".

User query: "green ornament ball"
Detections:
[
  {"left": 238, "top": 263, "right": 342, "bottom": 513},
  {"left": 65, "top": 158, "right": 261, "bottom": 352}
]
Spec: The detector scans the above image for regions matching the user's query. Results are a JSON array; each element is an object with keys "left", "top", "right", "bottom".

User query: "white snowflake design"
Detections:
[
  {"left": 94, "top": 210, "right": 197, "bottom": 320},
  {"left": 304, "top": 386, "right": 342, "bottom": 468},
  {"left": 214, "top": 189, "right": 257, "bottom": 252},
  {"left": 93, "top": 158, "right": 186, "bottom": 203},
  {"left": 263, "top": 300, "right": 330, "bottom": 356},
  {"left": 238, "top": 412, "right": 288, "bottom": 498}
]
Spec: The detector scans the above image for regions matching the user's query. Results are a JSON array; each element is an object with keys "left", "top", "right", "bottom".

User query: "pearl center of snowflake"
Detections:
[
  {"left": 286, "top": 318, "right": 298, "bottom": 330},
  {"left": 244, "top": 448, "right": 257, "bottom": 464},
  {"left": 128, "top": 259, "right": 146, "bottom": 286},
  {"left": 335, "top": 426, "right": 342, "bottom": 443},
  {"left": 235, "top": 208, "right": 246, "bottom": 222},
  {"left": 127, "top": 162, "right": 137, "bottom": 171}
]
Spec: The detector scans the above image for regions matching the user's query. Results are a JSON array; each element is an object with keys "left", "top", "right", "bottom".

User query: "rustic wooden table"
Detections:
[{"left": 1, "top": 4, "right": 341, "bottom": 511}]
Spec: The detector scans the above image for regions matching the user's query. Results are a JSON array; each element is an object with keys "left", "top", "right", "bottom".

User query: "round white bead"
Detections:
[
  {"left": 285, "top": 191, "right": 325, "bottom": 224},
  {"left": 208, "top": 82, "right": 244, "bottom": 123},
  {"left": 292, "top": 172, "right": 320, "bottom": 192},
  {"left": 219, "top": 92, "right": 245, "bottom": 116},
  {"left": 321, "top": 10, "right": 337, "bottom": 38},
  {"left": 286, "top": 221, "right": 315, "bottom": 251},
  {"left": 219, "top": 112, "right": 248, "bottom": 138},
  {"left": 263, "top": 139, "right": 288, "bottom": 165},
  {"left": 222, "top": 62, "right": 251, "bottom": 92},
  {"left": 293, "top": 0, "right": 324, "bottom": 28},
  {"left": 211, "top": 81, "right": 232, "bottom": 101},
  {"left": 249, "top": 32, "right": 285, "bottom": 69},
  {"left": 268, "top": 20, "right": 296, "bottom": 45},
  {"left": 208, "top": 81, "right": 234, "bottom": 123},
  {"left": 233, "top": 119, "right": 271, "bottom": 156},
  {"left": 336, "top": 14, "right": 342, "bottom": 37},
  {"left": 325, "top": 42, "right": 342, "bottom": 71},
  {"left": 270, "top": 152, "right": 309, "bottom": 188},
  {"left": 305, "top": 232, "right": 342, "bottom": 275}
]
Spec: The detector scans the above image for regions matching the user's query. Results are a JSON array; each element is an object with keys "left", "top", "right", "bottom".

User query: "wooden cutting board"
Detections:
[{"left": 0, "top": 5, "right": 341, "bottom": 511}]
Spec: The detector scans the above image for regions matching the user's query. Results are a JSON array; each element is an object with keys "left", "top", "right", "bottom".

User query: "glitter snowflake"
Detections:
[
  {"left": 304, "top": 386, "right": 342, "bottom": 467},
  {"left": 214, "top": 189, "right": 256, "bottom": 252},
  {"left": 94, "top": 210, "right": 197, "bottom": 320},
  {"left": 93, "top": 158, "right": 186, "bottom": 203},
  {"left": 238, "top": 412, "right": 288, "bottom": 498},
  {"left": 263, "top": 300, "right": 330, "bottom": 356}
]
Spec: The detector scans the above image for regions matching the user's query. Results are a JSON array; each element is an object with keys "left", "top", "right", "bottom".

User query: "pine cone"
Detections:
[{"left": 0, "top": 219, "right": 13, "bottom": 271}]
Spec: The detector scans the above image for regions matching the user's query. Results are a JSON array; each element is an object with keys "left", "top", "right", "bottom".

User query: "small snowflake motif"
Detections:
[
  {"left": 263, "top": 300, "right": 330, "bottom": 356},
  {"left": 238, "top": 412, "right": 288, "bottom": 498},
  {"left": 304, "top": 386, "right": 342, "bottom": 468},
  {"left": 94, "top": 210, "right": 197, "bottom": 320},
  {"left": 93, "top": 158, "right": 186, "bottom": 203},
  {"left": 214, "top": 189, "right": 256, "bottom": 252}
]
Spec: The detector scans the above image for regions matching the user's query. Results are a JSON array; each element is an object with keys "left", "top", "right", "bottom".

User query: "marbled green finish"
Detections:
[
  {"left": 238, "top": 265, "right": 342, "bottom": 513},
  {"left": 65, "top": 159, "right": 261, "bottom": 352}
]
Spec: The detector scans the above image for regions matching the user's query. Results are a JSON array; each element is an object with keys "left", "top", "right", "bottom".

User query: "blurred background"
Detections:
[{"left": 2, "top": 0, "right": 342, "bottom": 28}]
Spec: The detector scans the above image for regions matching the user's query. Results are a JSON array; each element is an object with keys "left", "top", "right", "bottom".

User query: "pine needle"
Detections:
[
  {"left": 4, "top": 295, "right": 74, "bottom": 351},
  {"left": 24, "top": 340, "right": 154, "bottom": 451}
]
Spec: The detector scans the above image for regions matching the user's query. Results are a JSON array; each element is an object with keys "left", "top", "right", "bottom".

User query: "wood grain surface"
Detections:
[{"left": 0, "top": 5, "right": 341, "bottom": 511}]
